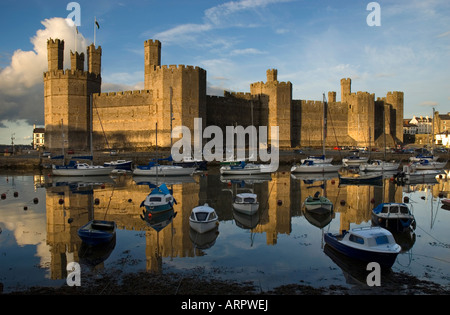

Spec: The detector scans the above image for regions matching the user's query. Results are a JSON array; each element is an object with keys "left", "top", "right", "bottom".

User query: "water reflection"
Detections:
[
  {"left": 0, "top": 168, "right": 449, "bottom": 291},
  {"left": 43, "top": 169, "right": 406, "bottom": 272}
]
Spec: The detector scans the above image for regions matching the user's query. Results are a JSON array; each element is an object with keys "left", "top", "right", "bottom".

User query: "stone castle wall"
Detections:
[{"left": 44, "top": 38, "right": 404, "bottom": 152}]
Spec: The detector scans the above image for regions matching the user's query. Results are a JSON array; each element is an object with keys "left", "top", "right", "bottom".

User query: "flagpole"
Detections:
[{"left": 94, "top": 17, "right": 96, "bottom": 46}]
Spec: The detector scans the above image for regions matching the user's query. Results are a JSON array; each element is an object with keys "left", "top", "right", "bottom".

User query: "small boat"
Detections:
[
  {"left": 52, "top": 161, "right": 114, "bottom": 176},
  {"left": 338, "top": 173, "right": 383, "bottom": 185},
  {"left": 233, "top": 193, "right": 259, "bottom": 215},
  {"left": 303, "top": 191, "right": 333, "bottom": 214},
  {"left": 324, "top": 226, "right": 401, "bottom": 268},
  {"left": 342, "top": 154, "right": 369, "bottom": 167},
  {"left": 133, "top": 163, "right": 196, "bottom": 176},
  {"left": 412, "top": 159, "right": 447, "bottom": 170},
  {"left": 189, "top": 203, "right": 219, "bottom": 234},
  {"left": 300, "top": 155, "right": 333, "bottom": 164},
  {"left": 77, "top": 220, "right": 117, "bottom": 246},
  {"left": 394, "top": 164, "right": 443, "bottom": 184},
  {"left": 371, "top": 203, "right": 416, "bottom": 232},
  {"left": 409, "top": 154, "right": 438, "bottom": 162},
  {"left": 140, "top": 183, "right": 175, "bottom": 213},
  {"left": 291, "top": 160, "right": 341, "bottom": 173},
  {"left": 172, "top": 156, "right": 207, "bottom": 170},
  {"left": 103, "top": 159, "right": 133, "bottom": 170},
  {"left": 220, "top": 161, "right": 275, "bottom": 175},
  {"left": 360, "top": 160, "right": 400, "bottom": 172}
]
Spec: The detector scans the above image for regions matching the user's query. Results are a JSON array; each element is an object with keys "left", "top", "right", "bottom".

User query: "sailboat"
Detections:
[
  {"left": 291, "top": 94, "right": 342, "bottom": 173},
  {"left": 360, "top": 118, "right": 399, "bottom": 172},
  {"left": 52, "top": 117, "right": 114, "bottom": 176},
  {"left": 133, "top": 123, "right": 196, "bottom": 176}
]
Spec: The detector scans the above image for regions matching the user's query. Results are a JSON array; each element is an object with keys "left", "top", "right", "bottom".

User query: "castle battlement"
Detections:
[
  {"left": 44, "top": 69, "right": 100, "bottom": 80},
  {"left": 154, "top": 64, "right": 206, "bottom": 73},
  {"left": 96, "top": 90, "right": 152, "bottom": 97}
]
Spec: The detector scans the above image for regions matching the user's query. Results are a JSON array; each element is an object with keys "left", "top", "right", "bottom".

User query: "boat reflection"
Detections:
[
  {"left": 78, "top": 235, "right": 116, "bottom": 269},
  {"left": 141, "top": 208, "right": 177, "bottom": 232}
]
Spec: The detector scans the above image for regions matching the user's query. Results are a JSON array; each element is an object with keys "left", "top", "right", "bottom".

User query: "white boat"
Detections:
[
  {"left": 371, "top": 203, "right": 416, "bottom": 232},
  {"left": 394, "top": 164, "right": 443, "bottom": 183},
  {"left": 303, "top": 191, "right": 333, "bottom": 214},
  {"left": 409, "top": 154, "right": 438, "bottom": 162},
  {"left": 133, "top": 163, "right": 196, "bottom": 176},
  {"left": 189, "top": 203, "right": 219, "bottom": 233},
  {"left": 140, "top": 183, "right": 175, "bottom": 214},
  {"left": 324, "top": 226, "right": 401, "bottom": 268},
  {"left": 220, "top": 161, "right": 275, "bottom": 175},
  {"left": 291, "top": 159, "right": 341, "bottom": 173},
  {"left": 413, "top": 159, "right": 447, "bottom": 170},
  {"left": 233, "top": 193, "right": 259, "bottom": 215},
  {"left": 52, "top": 161, "right": 114, "bottom": 176},
  {"left": 300, "top": 155, "right": 333, "bottom": 164},
  {"left": 291, "top": 95, "right": 342, "bottom": 174},
  {"left": 342, "top": 154, "right": 369, "bottom": 166},
  {"left": 359, "top": 160, "right": 400, "bottom": 172}
]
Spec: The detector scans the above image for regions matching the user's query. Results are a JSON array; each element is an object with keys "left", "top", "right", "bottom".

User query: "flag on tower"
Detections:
[{"left": 95, "top": 19, "right": 100, "bottom": 29}]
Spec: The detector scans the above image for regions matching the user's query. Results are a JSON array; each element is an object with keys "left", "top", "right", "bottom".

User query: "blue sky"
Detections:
[{"left": 0, "top": 0, "right": 449, "bottom": 144}]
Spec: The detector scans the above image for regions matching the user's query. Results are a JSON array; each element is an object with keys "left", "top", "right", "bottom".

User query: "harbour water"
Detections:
[{"left": 0, "top": 165, "right": 449, "bottom": 293}]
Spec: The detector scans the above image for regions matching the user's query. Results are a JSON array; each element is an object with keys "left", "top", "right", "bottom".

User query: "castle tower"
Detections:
[
  {"left": 341, "top": 78, "right": 351, "bottom": 103},
  {"left": 47, "top": 39, "right": 64, "bottom": 71},
  {"left": 386, "top": 91, "right": 404, "bottom": 143},
  {"left": 143, "top": 39, "right": 206, "bottom": 147},
  {"left": 328, "top": 91, "right": 336, "bottom": 103},
  {"left": 250, "top": 69, "right": 292, "bottom": 147},
  {"left": 70, "top": 51, "right": 84, "bottom": 71},
  {"left": 87, "top": 44, "right": 102, "bottom": 76},
  {"left": 44, "top": 38, "right": 102, "bottom": 151},
  {"left": 144, "top": 39, "right": 161, "bottom": 89}
]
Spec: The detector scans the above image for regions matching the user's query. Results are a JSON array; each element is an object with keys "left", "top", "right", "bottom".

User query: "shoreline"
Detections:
[
  {"left": 1, "top": 149, "right": 449, "bottom": 170},
  {"left": 4, "top": 268, "right": 449, "bottom": 295}
]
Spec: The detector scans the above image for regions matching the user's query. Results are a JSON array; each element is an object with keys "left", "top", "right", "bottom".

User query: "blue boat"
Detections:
[
  {"left": 77, "top": 220, "right": 117, "bottom": 246},
  {"left": 103, "top": 159, "right": 133, "bottom": 170},
  {"left": 371, "top": 203, "right": 416, "bottom": 232},
  {"left": 140, "top": 183, "right": 176, "bottom": 213},
  {"left": 324, "top": 226, "right": 401, "bottom": 268}
]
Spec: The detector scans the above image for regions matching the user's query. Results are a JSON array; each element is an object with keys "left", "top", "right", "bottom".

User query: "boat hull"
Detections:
[
  {"left": 233, "top": 202, "right": 259, "bottom": 215},
  {"left": 133, "top": 165, "right": 195, "bottom": 176},
  {"left": 304, "top": 196, "right": 333, "bottom": 214},
  {"left": 52, "top": 165, "right": 114, "bottom": 176},
  {"left": 77, "top": 220, "right": 116, "bottom": 246},
  {"left": 290, "top": 164, "right": 341, "bottom": 173},
  {"left": 324, "top": 233, "right": 399, "bottom": 268},
  {"left": 189, "top": 220, "right": 219, "bottom": 234},
  {"left": 103, "top": 160, "right": 133, "bottom": 170}
]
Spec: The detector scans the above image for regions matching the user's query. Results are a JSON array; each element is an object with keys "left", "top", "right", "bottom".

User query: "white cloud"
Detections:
[
  {"left": 230, "top": 48, "right": 265, "bottom": 56},
  {"left": 0, "top": 17, "right": 91, "bottom": 144}
]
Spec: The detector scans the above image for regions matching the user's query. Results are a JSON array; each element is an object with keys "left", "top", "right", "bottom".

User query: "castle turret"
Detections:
[
  {"left": 267, "top": 69, "right": 277, "bottom": 82},
  {"left": 47, "top": 39, "right": 64, "bottom": 71},
  {"left": 87, "top": 44, "right": 102, "bottom": 76},
  {"left": 251, "top": 69, "right": 292, "bottom": 147},
  {"left": 144, "top": 39, "right": 161, "bottom": 89},
  {"left": 386, "top": 91, "right": 404, "bottom": 143},
  {"left": 70, "top": 51, "right": 84, "bottom": 71},
  {"left": 341, "top": 78, "right": 351, "bottom": 103},
  {"left": 44, "top": 38, "right": 102, "bottom": 151}
]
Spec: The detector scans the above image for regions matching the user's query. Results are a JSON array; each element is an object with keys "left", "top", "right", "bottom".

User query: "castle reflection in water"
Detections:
[{"left": 42, "top": 168, "right": 448, "bottom": 280}]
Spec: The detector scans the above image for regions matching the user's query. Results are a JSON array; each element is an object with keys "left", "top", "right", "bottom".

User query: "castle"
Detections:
[{"left": 44, "top": 38, "right": 404, "bottom": 153}]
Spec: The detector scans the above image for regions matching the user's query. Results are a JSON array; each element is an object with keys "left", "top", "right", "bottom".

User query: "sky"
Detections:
[{"left": 0, "top": 0, "right": 449, "bottom": 145}]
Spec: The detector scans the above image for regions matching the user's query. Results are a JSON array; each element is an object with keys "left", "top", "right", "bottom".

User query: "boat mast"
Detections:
[{"left": 322, "top": 93, "right": 327, "bottom": 157}]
